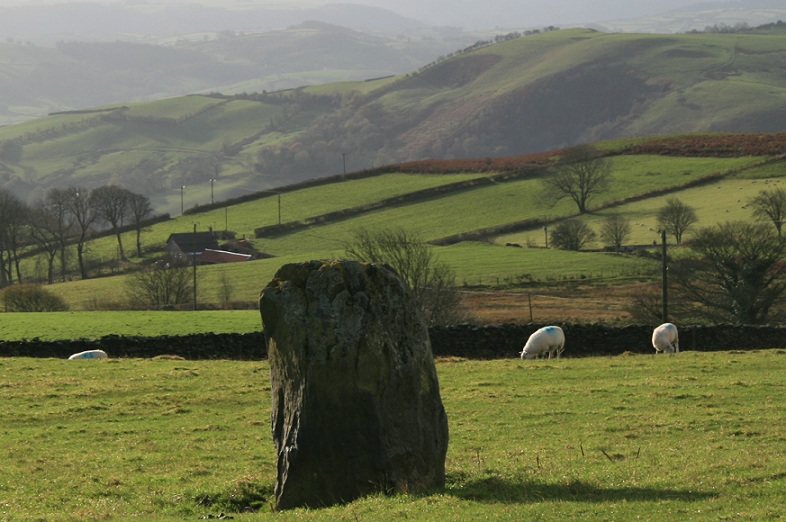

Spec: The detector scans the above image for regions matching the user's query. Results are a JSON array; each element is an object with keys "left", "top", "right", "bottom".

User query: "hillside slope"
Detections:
[
  {"left": 4, "top": 27, "right": 786, "bottom": 214},
  {"left": 340, "top": 27, "right": 786, "bottom": 159},
  {"left": 37, "top": 134, "right": 786, "bottom": 316},
  {"left": 0, "top": 21, "right": 471, "bottom": 124}
]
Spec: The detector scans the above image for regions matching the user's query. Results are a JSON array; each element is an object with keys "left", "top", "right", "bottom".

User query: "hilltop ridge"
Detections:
[{"left": 3, "top": 28, "right": 786, "bottom": 214}]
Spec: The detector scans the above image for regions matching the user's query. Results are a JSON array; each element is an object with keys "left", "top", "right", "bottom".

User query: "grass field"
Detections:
[
  {"left": 0, "top": 310, "right": 262, "bottom": 341},
  {"left": 2, "top": 351, "right": 786, "bottom": 520},
  {"left": 498, "top": 175, "right": 786, "bottom": 247},
  {"left": 72, "top": 172, "right": 486, "bottom": 262},
  {"left": 24, "top": 151, "right": 776, "bottom": 311}
]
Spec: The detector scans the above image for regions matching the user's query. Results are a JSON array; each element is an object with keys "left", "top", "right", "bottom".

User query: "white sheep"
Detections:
[
  {"left": 652, "top": 323, "right": 679, "bottom": 354},
  {"left": 68, "top": 349, "right": 109, "bottom": 360},
  {"left": 520, "top": 326, "right": 565, "bottom": 359}
]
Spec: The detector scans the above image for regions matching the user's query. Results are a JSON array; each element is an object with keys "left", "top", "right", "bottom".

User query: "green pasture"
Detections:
[
  {"left": 0, "top": 94, "right": 292, "bottom": 213},
  {"left": 27, "top": 153, "right": 777, "bottom": 310},
  {"left": 2, "top": 351, "right": 786, "bottom": 520},
  {"left": 41, "top": 245, "right": 655, "bottom": 310},
  {"left": 633, "top": 33, "right": 736, "bottom": 80},
  {"left": 579, "top": 31, "right": 786, "bottom": 135},
  {"left": 629, "top": 80, "right": 786, "bottom": 136},
  {"left": 0, "top": 310, "right": 262, "bottom": 341},
  {"left": 0, "top": 111, "right": 100, "bottom": 141},
  {"left": 441, "top": 243, "right": 656, "bottom": 287},
  {"left": 733, "top": 159, "right": 786, "bottom": 179},
  {"left": 72, "top": 172, "right": 488, "bottom": 262},
  {"left": 39, "top": 259, "right": 294, "bottom": 311},
  {"left": 121, "top": 96, "right": 225, "bottom": 119},
  {"left": 148, "top": 98, "right": 284, "bottom": 148},
  {"left": 303, "top": 76, "right": 400, "bottom": 97},
  {"left": 240, "top": 155, "right": 759, "bottom": 255},
  {"left": 594, "top": 154, "right": 762, "bottom": 203},
  {"left": 15, "top": 98, "right": 283, "bottom": 183},
  {"left": 497, "top": 175, "right": 786, "bottom": 247}
]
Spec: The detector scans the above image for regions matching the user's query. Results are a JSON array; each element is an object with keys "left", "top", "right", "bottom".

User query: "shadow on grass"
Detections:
[{"left": 446, "top": 474, "right": 718, "bottom": 504}]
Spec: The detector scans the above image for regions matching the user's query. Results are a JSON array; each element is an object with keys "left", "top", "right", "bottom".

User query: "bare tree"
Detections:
[
  {"left": 549, "top": 219, "right": 597, "bottom": 251},
  {"left": 600, "top": 214, "right": 632, "bottom": 252},
  {"left": 541, "top": 144, "right": 612, "bottom": 213},
  {"left": 128, "top": 193, "right": 153, "bottom": 257},
  {"left": 62, "top": 186, "right": 96, "bottom": 280},
  {"left": 44, "top": 188, "right": 76, "bottom": 281},
  {"left": 27, "top": 201, "right": 62, "bottom": 284},
  {"left": 125, "top": 260, "right": 194, "bottom": 308},
  {"left": 345, "top": 227, "right": 466, "bottom": 325},
  {"left": 91, "top": 185, "right": 132, "bottom": 260},
  {"left": 0, "top": 189, "right": 28, "bottom": 286},
  {"left": 671, "top": 221, "right": 786, "bottom": 324},
  {"left": 657, "top": 197, "right": 697, "bottom": 245},
  {"left": 750, "top": 187, "right": 786, "bottom": 237}
]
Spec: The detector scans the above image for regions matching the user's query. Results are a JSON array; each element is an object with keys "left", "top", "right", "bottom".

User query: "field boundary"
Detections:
[
  {"left": 430, "top": 155, "right": 786, "bottom": 245},
  {"left": 253, "top": 167, "right": 545, "bottom": 238},
  {"left": 3, "top": 323, "right": 785, "bottom": 360}
]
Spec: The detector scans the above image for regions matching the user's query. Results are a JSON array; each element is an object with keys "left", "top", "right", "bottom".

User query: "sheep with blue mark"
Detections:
[
  {"left": 520, "top": 326, "right": 565, "bottom": 359},
  {"left": 68, "top": 349, "right": 109, "bottom": 360}
]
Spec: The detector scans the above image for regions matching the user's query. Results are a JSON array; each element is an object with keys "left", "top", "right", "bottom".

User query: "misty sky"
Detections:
[
  {"left": 0, "top": 0, "right": 721, "bottom": 29},
  {"left": 354, "top": 0, "right": 708, "bottom": 27}
]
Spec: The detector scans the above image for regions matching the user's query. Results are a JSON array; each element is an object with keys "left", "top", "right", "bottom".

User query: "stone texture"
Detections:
[{"left": 259, "top": 260, "right": 449, "bottom": 510}]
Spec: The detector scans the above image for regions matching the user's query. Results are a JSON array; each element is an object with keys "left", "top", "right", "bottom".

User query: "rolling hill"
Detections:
[
  {"left": 23, "top": 132, "right": 785, "bottom": 325},
  {"left": 0, "top": 19, "right": 475, "bottom": 124},
  {"left": 3, "top": 27, "right": 786, "bottom": 216}
]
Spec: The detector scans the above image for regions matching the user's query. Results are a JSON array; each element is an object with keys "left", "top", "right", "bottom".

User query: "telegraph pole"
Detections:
[
  {"left": 193, "top": 223, "right": 198, "bottom": 311},
  {"left": 661, "top": 229, "right": 668, "bottom": 322}
]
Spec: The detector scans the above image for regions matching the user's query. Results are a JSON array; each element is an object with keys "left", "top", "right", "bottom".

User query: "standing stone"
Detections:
[{"left": 259, "top": 260, "right": 449, "bottom": 510}]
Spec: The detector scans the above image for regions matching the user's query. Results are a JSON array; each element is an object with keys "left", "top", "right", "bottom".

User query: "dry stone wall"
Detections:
[
  {"left": 428, "top": 323, "right": 786, "bottom": 358},
  {"left": 0, "top": 332, "right": 265, "bottom": 359},
  {"left": 2, "top": 324, "right": 786, "bottom": 360}
]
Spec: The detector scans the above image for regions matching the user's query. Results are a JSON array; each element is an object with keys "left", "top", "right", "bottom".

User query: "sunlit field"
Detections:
[{"left": 2, "top": 351, "right": 785, "bottom": 520}]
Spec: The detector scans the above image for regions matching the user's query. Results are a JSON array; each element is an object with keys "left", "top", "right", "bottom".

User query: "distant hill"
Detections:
[
  {"left": 4, "top": 1, "right": 785, "bottom": 126},
  {"left": 3, "top": 27, "right": 786, "bottom": 215},
  {"left": 0, "top": 3, "right": 425, "bottom": 43},
  {"left": 595, "top": 0, "right": 786, "bottom": 34},
  {"left": 280, "top": 26, "right": 786, "bottom": 174},
  {"left": 0, "top": 20, "right": 478, "bottom": 124}
]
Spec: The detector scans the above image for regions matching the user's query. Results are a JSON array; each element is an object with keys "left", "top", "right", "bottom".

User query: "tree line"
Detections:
[
  {"left": 0, "top": 185, "right": 153, "bottom": 287},
  {"left": 540, "top": 144, "right": 786, "bottom": 325}
]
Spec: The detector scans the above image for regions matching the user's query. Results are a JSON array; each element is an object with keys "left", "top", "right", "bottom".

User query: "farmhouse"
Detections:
[
  {"left": 167, "top": 232, "right": 218, "bottom": 263},
  {"left": 166, "top": 232, "right": 255, "bottom": 265}
]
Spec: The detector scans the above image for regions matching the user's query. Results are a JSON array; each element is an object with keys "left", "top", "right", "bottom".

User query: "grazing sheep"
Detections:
[
  {"left": 652, "top": 323, "right": 679, "bottom": 354},
  {"left": 520, "top": 326, "right": 565, "bottom": 359},
  {"left": 68, "top": 349, "right": 108, "bottom": 360}
]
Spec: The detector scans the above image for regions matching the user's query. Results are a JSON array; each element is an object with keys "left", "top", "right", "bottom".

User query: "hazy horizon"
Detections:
[
  {"left": 352, "top": 0, "right": 708, "bottom": 27},
  {"left": 0, "top": 0, "right": 735, "bottom": 30}
]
